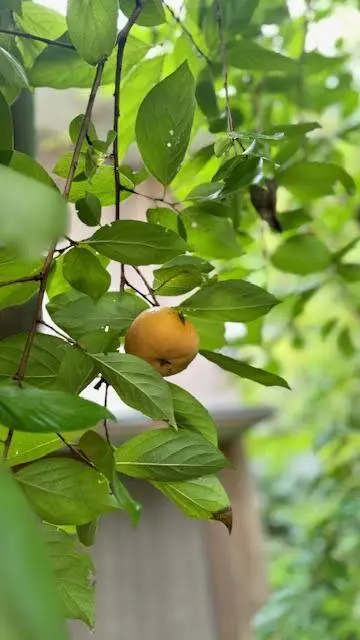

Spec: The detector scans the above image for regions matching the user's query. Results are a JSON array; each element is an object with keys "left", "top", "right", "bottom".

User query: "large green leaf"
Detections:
[
  {"left": 119, "top": 0, "right": 165, "bottom": 26},
  {"left": 30, "top": 34, "right": 149, "bottom": 88},
  {"left": 115, "top": 428, "right": 228, "bottom": 480},
  {"left": 0, "top": 427, "right": 83, "bottom": 467},
  {"left": 63, "top": 247, "right": 111, "bottom": 300},
  {"left": 168, "top": 383, "right": 218, "bottom": 445},
  {"left": 135, "top": 62, "right": 195, "bottom": 185},
  {"left": 180, "top": 280, "right": 278, "bottom": 322},
  {"left": 0, "top": 386, "right": 113, "bottom": 433},
  {"left": 153, "top": 255, "right": 213, "bottom": 296},
  {"left": 0, "top": 164, "right": 67, "bottom": 258},
  {"left": 16, "top": 458, "right": 117, "bottom": 525},
  {"left": 43, "top": 525, "right": 95, "bottom": 628},
  {"left": 228, "top": 39, "right": 297, "bottom": 72},
  {"left": 54, "top": 348, "right": 96, "bottom": 394},
  {"left": 87, "top": 220, "right": 187, "bottom": 264},
  {"left": 277, "top": 162, "right": 355, "bottom": 201},
  {"left": 153, "top": 475, "right": 231, "bottom": 525},
  {"left": 220, "top": 157, "right": 263, "bottom": 196},
  {"left": 47, "top": 290, "right": 147, "bottom": 339},
  {"left": 79, "top": 431, "right": 142, "bottom": 526},
  {"left": 67, "top": 0, "right": 117, "bottom": 65},
  {"left": 75, "top": 192, "right": 101, "bottom": 226},
  {"left": 0, "top": 333, "right": 69, "bottom": 389},
  {"left": 0, "top": 466, "right": 66, "bottom": 640},
  {"left": 90, "top": 353, "right": 176, "bottom": 426},
  {"left": 201, "top": 350, "right": 290, "bottom": 389},
  {"left": 180, "top": 207, "right": 242, "bottom": 259},
  {"left": 0, "top": 90, "right": 13, "bottom": 149},
  {"left": 271, "top": 235, "right": 331, "bottom": 275}
]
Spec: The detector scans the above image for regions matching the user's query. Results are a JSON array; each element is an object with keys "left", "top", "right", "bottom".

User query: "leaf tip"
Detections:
[{"left": 212, "top": 506, "right": 233, "bottom": 534}]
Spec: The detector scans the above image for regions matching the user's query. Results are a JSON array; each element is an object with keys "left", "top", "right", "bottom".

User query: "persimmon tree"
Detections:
[{"left": 0, "top": 0, "right": 356, "bottom": 637}]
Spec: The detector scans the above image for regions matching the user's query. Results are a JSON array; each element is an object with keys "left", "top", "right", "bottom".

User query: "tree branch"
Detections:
[
  {"left": 12, "top": 59, "right": 107, "bottom": 384},
  {"left": 0, "top": 28, "right": 75, "bottom": 50},
  {"left": 0, "top": 273, "right": 42, "bottom": 288},
  {"left": 163, "top": 2, "right": 211, "bottom": 65}
]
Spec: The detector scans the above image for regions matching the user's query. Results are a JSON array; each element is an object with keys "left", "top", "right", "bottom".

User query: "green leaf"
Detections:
[
  {"left": 146, "top": 206, "right": 179, "bottom": 232},
  {"left": 47, "top": 290, "right": 148, "bottom": 339},
  {"left": 0, "top": 248, "right": 41, "bottom": 282},
  {"left": 76, "top": 519, "right": 99, "bottom": 547},
  {"left": 75, "top": 192, "right": 101, "bottom": 226},
  {"left": 228, "top": 39, "right": 297, "bottom": 72},
  {"left": 115, "top": 428, "right": 228, "bottom": 480},
  {"left": 79, "top": 430, "right": 142, "bottom": 526},
  {"left": 63, "top": 247, "right": 111, "bottom": 300},
  {"left": 136, "top": 62, "right": 196, "bottom": 185},
  {"left": 200, "top": 350, "right": 290, "bottom": 389},
  {"left": 218, "top": 0, "right": 259, "bottom": 35},
  {"left": 119, "top": 0, "right": 165, "bottom": 25},
  {"left": 265, "top": 122, "right": 320, "bottom": 137},
  {"left": 220, "top": 156, "right": 263, "bottom": 196},
  {"left": 0, "top": 427, "right": 83, "bottom": 467},
  {"left": 277, "top": 162, "right": 355, "bottom": 201},
  {"left": 0, "top": 164, "right": 67, "bottom": 259},
  {"left": 53, "top": 161, "right": 133, "bottom": 205},
  {"left": 180, "top": 207, "right": 242, "bottom": 259},
  {"left": 67, "top": 0, "right": 117, "bottom": 65},
  {"left": 90, "top": 353, "right": 176, "bottom": 426},
  {"left": 87, "top": 220, "right": 187, "bottom": 265},
  {"left": 43, "top": 525, "right": 95, "bottom": 627},
  {"left": 186, "top": 182, "right": 223, "bottom": 202},
  {"left": 152, "top": 475, "right": 231, "bottom": 525},
  {"left": 30, "top": 34, "right": 149, "bottom": 88},
  {"left": 0, "top": 46, "right": 28, "bottom": 89},
  {"left": 0, "top": 386, "right": 113, "bottom": 433},
  {"left": 277, "top": 208, "right": 311, "bottom": 231},
  {"left": 153, "top": 255, "right": 213, "bottom": 296},
  {"left": 0, "top": 466, "right": 66, "bottom": 640},
  {"left": 0, "top": 149, "right": 57, "bottom": 188},
  {"left": 195, "top": 67, "right": 219, "bottom": 119},
  {"left": 54, "top": 348, "right": 96, "bottom": 394},
  {"left": 168, "top": 383, "right": 218, "bottom": 445},
  {"left": 190, "top": 316, "right": 226, "bottom": 350},
  {"left": 337, "top": 263, "right": 360, "bottom": 282},
  {"left": 180, "top": 280, "right": 278, "bottom": 322},
  {"left": 16, "top": 458, "right": 117, "bottom": 525},
  {"left": 0, "top": 0, "right": 22, "bottom": 13},
  {"left": 271, "top": 235, "right": 331, "bottom": 275},
  {"left": 0, "top": 333, "right": 69, "bottom": 389},
  {"left": 0, "top": 90, "right": 13, "bottom": 149},
  {"left": 337, "top": 328, "right": 355, "bottom": 357}
]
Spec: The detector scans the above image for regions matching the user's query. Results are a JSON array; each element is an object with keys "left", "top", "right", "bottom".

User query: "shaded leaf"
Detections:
[
  {"left": 90, "top": 353, "right": 176, "bottom": 426},
  {"left": 180, "top": 206, "right": 242, "bottom": 259},
  {"left": 0, "top": 89, "right": 13, "bottom": 149},
  {"left": 115, "top": 428, "right": 229, "bottom": 480},
  {"left": 0, "top": 280, "right": 38, "bottom": 311},
  {"left": 63, "top": 247, "right": 111, "bottom": 300},
  {"left": 271, "top": 235, "right": 331, "bottom": 275},
  {"left": 277, "top": 161, "right": 355, "bottom": 201},
  {"left": 87, "top": 220, "right": 187, "bottom": 265},
  {"left": 277, "top": 208, "right": 311, "bottom": 231},
  {"left": 228, "top": 39, "right": 297, "bottom": 72},
  {"left": 76, "top": 519, "right": 99, "bottom": 547},
  {"left": 54, "top": 348, "right": 96, "bottom": 394},
  {"left": 153, "top": 255, "right": 213, "bottom": 296},
  {"left": 16, "top": 458, "right": 117, "bottom": 525},
  {"left": 0, "top": 386, "right": 113, "bottom": 433},
  {"left": 200, "top": 350, "right": 290, "bottom": 389},
  {"left": 168, "top": 382, "right": 218, "bottom": 444},
  {"left": 136, "top": 62, "right": 195, "bottom": 185},
  {"left": 146, "top": 206, "right": 179, "bottom": 233},
  {"left": 75, "top": 192, "right": 101, "bottom": 226},
  {"left": 119, "top": 0, "right": 165, "bottom": 26},
  {"left": 0, "top": 45, "right": 28, "bottom": 89},
  {"left": 180, "top": 280, "right": 278, "bottom": 322},
  {"left": 337, "top": 263, "right": 360, "bottom": 283}
]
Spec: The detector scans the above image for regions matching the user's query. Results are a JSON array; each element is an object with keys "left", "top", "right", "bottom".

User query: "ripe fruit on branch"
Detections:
[{"left": 124, "top": 307, "right": 199, "bottom": 377}]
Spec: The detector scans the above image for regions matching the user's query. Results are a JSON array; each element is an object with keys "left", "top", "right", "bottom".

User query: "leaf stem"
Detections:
[
  {"left": 163, "top": 2, "right": 211, "bottom": 65},
  {"left": 0, "top": 28, "right": 75, "bottom": 50},
  {"left": 2, "top": 428, "right": 14, "bottom": 460},
  {"left": 132, "top": 266, "right": 159, "bottom": 306},
  {"left": 0, "top": 273, "right": 42, "bottom": 288}
]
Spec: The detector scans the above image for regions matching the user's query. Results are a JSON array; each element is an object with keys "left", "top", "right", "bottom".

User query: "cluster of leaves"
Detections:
[{"left": 0, "top": 0, "right": 359, "bottom": 636}]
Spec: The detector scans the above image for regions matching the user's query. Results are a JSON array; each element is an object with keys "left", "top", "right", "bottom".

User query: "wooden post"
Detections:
[{"left": 204, "top": 437, "right": 268, "bottom": 640}]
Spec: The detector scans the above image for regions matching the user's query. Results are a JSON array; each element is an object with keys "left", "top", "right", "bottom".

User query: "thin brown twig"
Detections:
[
  {"left": 103, "top": 382, "right": 111, "bottom": 447},
  {"left": 124, "top": 277, "right": 154, "bottom": 306},
  {"left": 3, "top": 429, "right": 14, "bottom": 460},
  {"left": 132, "top": 266, "right": 159, "bottom": 306},
  {"left": 38, "top": 319, "right": 76, "bottom": 345},
  {"left": 12, "top": 58, "right": 106, "bottom": 388},
  {"left": 163, "top": 2, "right": 211, "bottom": 64},
  {"left": 57, "top": 433, "right": 94, "bottom": 467},
  {"left": 0, "top": 28, "right": 75, "bottom": 50},
  {"left": 0, "top": 273, "right": 42, "bottom": 288},
  {"left": 120, "top": 183, "right": 179, "bottom": 209},
  {"left": 113, "top": 1, "right": 147, "bottom": 288}
]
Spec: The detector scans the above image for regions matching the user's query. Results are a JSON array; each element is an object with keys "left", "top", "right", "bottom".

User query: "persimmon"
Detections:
[{"left": 124, "top": 307, "right": 199, "bottom": 377}]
